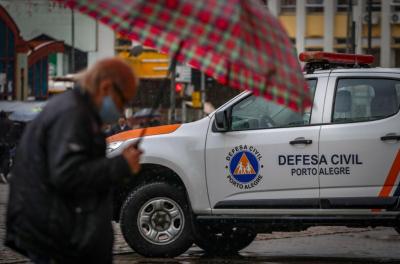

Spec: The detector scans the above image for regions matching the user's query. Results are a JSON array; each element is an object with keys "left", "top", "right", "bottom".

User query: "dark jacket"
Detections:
[
  {"left": 0, "top": 115, "right": 12, "bottom": 143},
  {"left": 5, "top": 88, "right": 131, "bottom": 263}
]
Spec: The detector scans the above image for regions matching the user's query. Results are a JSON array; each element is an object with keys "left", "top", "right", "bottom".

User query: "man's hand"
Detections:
[{"left": 122, "top": 143, "right": 143, "bottom": 174}]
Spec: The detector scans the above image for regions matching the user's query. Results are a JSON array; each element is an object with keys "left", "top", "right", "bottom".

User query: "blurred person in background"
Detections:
[
  {"left": 111, "top": 116, "right": 131, "bottom": 135},
  {"left": 5, "top": 58, "right": 143, "bottom": 264}
]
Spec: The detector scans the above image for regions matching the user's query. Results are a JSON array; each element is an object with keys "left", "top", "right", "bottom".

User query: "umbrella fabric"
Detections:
[{"left": 59, "top": 0, "right": 311, "bottom": 112}]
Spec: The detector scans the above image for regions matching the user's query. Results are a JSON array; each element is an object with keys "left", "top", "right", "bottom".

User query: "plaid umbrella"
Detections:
[{"left": 58, "top": 0, "right": 311, "bottom": 112}]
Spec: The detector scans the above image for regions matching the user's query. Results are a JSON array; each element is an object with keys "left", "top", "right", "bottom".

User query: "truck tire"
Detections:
[
  {"left": 120, "top": 182, "right": 193, "bottom": 257},
  {"left": 193, "top": 224, "right": 257, "bottom": 255}
]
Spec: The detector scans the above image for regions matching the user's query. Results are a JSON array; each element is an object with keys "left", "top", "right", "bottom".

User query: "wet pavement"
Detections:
[
  {"left": 112, "top": 227, "right": 400, "bottom": 264},
  {"left": 1, "top": 183, "right": 400, "bottom": 263}
]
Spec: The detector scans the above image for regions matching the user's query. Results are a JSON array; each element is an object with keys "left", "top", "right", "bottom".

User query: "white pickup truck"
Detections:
[{"left": 107, "top": 52, "right": 400, "bottom": 257}]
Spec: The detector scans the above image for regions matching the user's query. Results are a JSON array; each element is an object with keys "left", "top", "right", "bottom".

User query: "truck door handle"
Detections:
[
  {"left": 381, "top": 135, "right": 400, "bottom": 141},
  {"left": 289, "top": 139, "right": 312, "bottom": 145}
]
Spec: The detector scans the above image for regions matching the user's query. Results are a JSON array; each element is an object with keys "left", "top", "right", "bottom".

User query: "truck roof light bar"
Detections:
[{"left": 299, "top": 52, "right": 375, "bottom": 74}]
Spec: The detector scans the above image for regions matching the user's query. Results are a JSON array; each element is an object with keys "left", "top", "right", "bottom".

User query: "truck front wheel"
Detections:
[
  {"left": 120, "top": 182, "right": 193, "bottom": 257},
  {"left": 193, "top": 224, "right": 257, "bottom": 255}
]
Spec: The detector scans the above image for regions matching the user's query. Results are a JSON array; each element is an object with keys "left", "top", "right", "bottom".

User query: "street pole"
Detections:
[
  {"left": 346, "top": 1, "right": 353, "bottom": 53},
  {"left": 200, "top": 71, "right": 206, "bottom": 117},
  {"left": 169, "top": 65, "right": 176, "bottom": 124},
  {"left": 367, "top": 0, "right": 372, "bottom": 54},
  {"left": 71, "top": 8, "right": 75, "bottom": 73},
  {"left": 352, "top": 21, "right": 356, "bottom": 54}
]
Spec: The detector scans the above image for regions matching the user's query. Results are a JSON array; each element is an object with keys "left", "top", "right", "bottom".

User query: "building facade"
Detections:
[
  {"left": 0, "top": 3, "right": 65, "bottom": 100},
  {"left": 267, "top": 0, "right": 400, "bottom": 67},
  {"left": 0, "top": 0, "right": 115, "bottom": 72},
  {"left": 0, "top": 0, "right": 117, "bottom": 100},
  {"left": 0, "top": 5, "right": 19, "bottom": 100}
]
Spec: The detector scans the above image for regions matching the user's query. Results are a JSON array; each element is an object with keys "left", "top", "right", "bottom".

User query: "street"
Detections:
[
  {"left": 1, "top": 183, "right": 400, "bottom": 264},
  {"left": 2, "top": 0, "right": 400, "bottom": 263}
]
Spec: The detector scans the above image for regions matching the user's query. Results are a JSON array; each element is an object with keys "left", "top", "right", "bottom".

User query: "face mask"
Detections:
[{"left": 99, "top": 96, "right": 121, "bottom": 124}]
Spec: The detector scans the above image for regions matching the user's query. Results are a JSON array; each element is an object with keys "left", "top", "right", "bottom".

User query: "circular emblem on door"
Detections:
[
  {"left": 229, "top": 151, "right": 259, "bottom": 183},
  {"left": 225, "top": 145, "right": 263, "bottom": 189}
]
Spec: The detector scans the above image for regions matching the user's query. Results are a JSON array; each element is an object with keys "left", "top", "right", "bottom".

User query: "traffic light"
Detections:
[
  {"left": 191, "top": 68, "right": 215, "bottom": 90},
  {"left": 175, "top": 83, "right": 183, "bottom": 93}
]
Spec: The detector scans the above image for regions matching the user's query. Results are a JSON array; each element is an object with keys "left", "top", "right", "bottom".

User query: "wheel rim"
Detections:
[{"left": 137, "top": 197, "right": 185, "bottom": 245}]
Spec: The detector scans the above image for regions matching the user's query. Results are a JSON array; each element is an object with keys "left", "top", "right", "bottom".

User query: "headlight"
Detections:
[{"left": 106, "top": 141, "right": 123, "bottom": 153}]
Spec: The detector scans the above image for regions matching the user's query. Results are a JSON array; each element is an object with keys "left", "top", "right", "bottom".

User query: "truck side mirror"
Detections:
[{"left": 214, "top": 110, "right": 229, "bottom": 132}]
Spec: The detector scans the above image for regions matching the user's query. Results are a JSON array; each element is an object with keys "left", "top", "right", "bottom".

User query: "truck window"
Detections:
[
  {"left": 332, "top": 78, "right": 400, "bottom": 123},
  {"left": 231, "top": 79, "right": 317, "bottom": 131}
]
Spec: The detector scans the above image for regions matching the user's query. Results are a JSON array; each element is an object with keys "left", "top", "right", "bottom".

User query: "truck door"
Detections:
[
  {"left": 205, "top": 78, "right": 324, "bottom": 212},
  {"left": 319, "top": 74, "right": 400, "bottom": 210}
]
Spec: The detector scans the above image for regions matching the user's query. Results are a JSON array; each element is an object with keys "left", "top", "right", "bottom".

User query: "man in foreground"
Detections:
[{"left": 5, "top": 58, "right": 142, "bottom": 263}]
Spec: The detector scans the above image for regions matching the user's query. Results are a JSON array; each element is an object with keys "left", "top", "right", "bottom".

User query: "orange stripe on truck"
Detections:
[
  {"left": 107, "top": 124, "right": 181, "bottom": 143},
  {"left": 378, "top": 150, "right": 400, "bottom": 198},
  {"left": 372, "top": 150, "right": 400, "bottom": 212}
]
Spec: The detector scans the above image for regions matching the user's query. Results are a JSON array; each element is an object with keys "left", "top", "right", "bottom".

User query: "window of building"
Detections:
[
  {"left": 337, "top": 0, "right": 358, "bottom": 12},
  {"left": 336, "top": 38, "right": 348, "bottom": 45},
  {"left": 332, "top": 78, "right": 400, "bottom": 123},
  {"left": 280, "top": 0, "right": 296, "bottom": 14},
  {"left": 365, "top": 0, "right": 381, "bottom": 12},
  {"left": 335, "top": 39, "right": 347, "bottom": 53},
  {"left": 395, "top": 49, "right": 400, "bottom": 67},
  {"left": 305, "top": 47, "right": 323, "bottom": 52},
  {"left": 363, "top": 48, "right": 380, "bottom": 67},
  {"left": 306, "top": 0, "right": 324, "bottom": 13},
  {"left": 335, "top": 48, "right": 347, "bottom": 53},
  {"left": 391, "top": 0, "right": 400, "bottom": 12},
  {"left": 393, "top": 37, "right": 400, "bottom": 45}
]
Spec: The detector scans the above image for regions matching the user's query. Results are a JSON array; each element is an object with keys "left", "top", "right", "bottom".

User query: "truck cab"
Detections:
[{"left": 107, "top": 52, "right": 400, "bottom": 257}]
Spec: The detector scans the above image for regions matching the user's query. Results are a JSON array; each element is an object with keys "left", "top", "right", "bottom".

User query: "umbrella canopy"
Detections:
[{"left": 59, "top": 0, "right": 311, "bottom": 112}]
